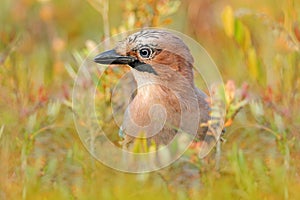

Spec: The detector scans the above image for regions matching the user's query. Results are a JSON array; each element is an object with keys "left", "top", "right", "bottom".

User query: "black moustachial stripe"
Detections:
[{"left": 129, "top": 60, "right": 158, "bottom": 75}]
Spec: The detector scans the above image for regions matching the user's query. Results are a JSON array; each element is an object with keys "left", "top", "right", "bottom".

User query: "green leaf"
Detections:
[{"left": 234, "top": 19, "right": 244, "bottom": 45}]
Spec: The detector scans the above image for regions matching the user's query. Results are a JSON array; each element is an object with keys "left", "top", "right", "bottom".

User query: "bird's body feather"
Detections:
[{"left": 94, "top": 29, "right": 213, "bottom": 148}]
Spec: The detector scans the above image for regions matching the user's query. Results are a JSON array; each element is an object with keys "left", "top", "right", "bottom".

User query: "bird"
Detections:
[{"left": 94, "top": 29, "right": 217, "bottom": 150}]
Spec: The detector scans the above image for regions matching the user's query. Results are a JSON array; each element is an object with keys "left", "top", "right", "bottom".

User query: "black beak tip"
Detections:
[
  {"left": 93, "top": 52, "right": 109, "bottom": 64},
  {"left": 93, "top": 49, "right": 135, "bottom": 65},
  {"left": 93, "top": 56, "right": 98, "bottom": 63},
  {"left": 93, "top": 55, "right": 102, "bottom": 64},
  {"left": 93, "top": 57, "right": 98, "bottom": 63}
]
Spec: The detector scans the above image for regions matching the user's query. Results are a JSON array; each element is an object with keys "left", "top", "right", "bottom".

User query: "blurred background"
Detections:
[{"left": 0, "top": 0, "right": 300, "bottom": 199}]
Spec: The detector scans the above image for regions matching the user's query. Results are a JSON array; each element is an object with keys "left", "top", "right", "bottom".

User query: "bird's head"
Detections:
[{"left": 94, "top": 30, "right": 195, "bottom": 85}]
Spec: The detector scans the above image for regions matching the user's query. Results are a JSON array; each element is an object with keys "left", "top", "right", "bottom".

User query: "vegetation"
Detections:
[{"left": 0, "top": 0, "right": 299, "bottom": 199}]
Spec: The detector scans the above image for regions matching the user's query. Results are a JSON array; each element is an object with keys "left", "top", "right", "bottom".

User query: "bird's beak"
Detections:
[
  {"left": 94, "top": 49, "right": 158, "bottom": 75},
  {"left": 94, "top": 49, "right": 135, "bottom": 65}
]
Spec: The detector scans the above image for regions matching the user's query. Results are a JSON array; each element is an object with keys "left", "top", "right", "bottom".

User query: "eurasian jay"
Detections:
[{"left": 94, "top": 29, "right": 213, "bottom": 149}]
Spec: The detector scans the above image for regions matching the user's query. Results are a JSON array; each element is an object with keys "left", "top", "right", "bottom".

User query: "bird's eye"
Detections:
[{"left": 138, "top": 47, "right": 152, "bottom": 58}]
